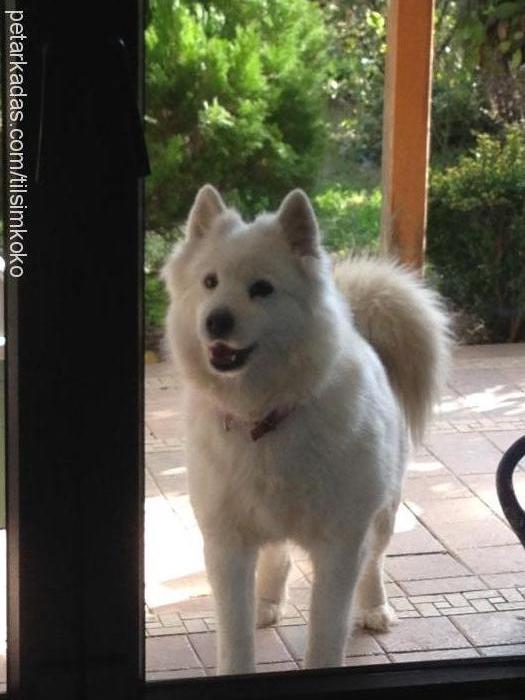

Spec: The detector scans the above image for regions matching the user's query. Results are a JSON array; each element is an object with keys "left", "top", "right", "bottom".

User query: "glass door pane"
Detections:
[{"left": 143, "top": 0, "right": 525, "bottom": 681}]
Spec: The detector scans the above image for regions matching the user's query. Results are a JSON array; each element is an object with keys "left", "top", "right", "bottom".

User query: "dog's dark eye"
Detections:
[
  {"left": 204, "top": 273, "right": 218, "bottom": 290},
  {"left": 249, "top": 279, "right": 274, "bottom": 299}
]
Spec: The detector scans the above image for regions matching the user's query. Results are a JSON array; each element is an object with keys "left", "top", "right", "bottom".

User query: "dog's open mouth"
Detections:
[{"left": 208, "top": 342, "right": 256, "bottom": 372}]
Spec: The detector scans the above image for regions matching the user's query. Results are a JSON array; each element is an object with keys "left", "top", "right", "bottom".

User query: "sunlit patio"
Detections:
[{"left": 143, "top": 343, "right": 525, "bottom": 679}]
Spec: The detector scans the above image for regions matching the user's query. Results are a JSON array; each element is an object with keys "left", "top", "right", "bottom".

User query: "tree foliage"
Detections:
[
  {"left": 454, "top": 0, "right": 525, "bottom": 122},
  {"left": 319, "top": 0, "right": 387, "bottom": 163},
  {"left": 146, "top": 0, "right": 331, "bottom": 233}
]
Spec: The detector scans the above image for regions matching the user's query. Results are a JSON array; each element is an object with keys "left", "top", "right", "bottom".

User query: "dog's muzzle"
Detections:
[{"left": 208, "top": 342, "right": 256, "bottom": 372}]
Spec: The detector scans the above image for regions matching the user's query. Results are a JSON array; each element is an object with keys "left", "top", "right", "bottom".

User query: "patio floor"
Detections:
[{"left": 144, "top": 343, "right": 525, "bottom": 680}]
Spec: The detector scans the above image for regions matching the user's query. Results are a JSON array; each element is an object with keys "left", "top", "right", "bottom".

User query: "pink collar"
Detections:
[{"left": 223, "top": 405, "right": 295, "bottom": 442}]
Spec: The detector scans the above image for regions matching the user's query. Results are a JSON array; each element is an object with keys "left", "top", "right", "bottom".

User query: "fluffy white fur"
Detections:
[{"left": 163, "top": 185, "right": 451, "bottom": 675}]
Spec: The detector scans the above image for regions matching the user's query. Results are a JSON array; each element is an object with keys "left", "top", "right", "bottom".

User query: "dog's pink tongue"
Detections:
[{"left": 210, "top": 343, "right": 233, "bottom": 361}]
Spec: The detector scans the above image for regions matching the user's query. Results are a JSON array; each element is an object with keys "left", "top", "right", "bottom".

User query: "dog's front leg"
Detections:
[
  {"left": 305, "top": 535, "right": 366, "bottom": 669},
  {"left": 204, "top": 535, "right": 258, "bottom": 675}
]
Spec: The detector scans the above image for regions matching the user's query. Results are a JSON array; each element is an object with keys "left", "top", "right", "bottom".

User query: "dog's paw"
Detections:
[
  {"left": 354, "top": 604, "right": 397, "bottom": 632},
  {"left": 256, "top": 599, "right": 283, "bottom": 628}
]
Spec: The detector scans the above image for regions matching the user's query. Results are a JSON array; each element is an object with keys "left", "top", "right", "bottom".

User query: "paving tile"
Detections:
[
  {"left": 288, "top": 563, "right": 310, "bottom": 587},
  {"left": 494, "top": 602, "right": 525, "bottom": 611},
  {"left": 385, "top": 582, "right": 404, "bottom": 597},
  {"left": 146, "top": 668, "right": 206, "bottom": 680},
  {"left": 470, "top": 599, "right": 495, "bottom": 612},
  {"left": 148, "top": 418, "right": 186, "bottom": 441},
  {"left": 278, "top": 617, "right": 306, "bottom": 626},
  {"left": 498, "top": 588, "right": 524, "bottom": 603},
  {"left": 452, "top": 611, "right": 525, "bottom": 646},
  {"left": 385, "top": 553, "right": 470, "bottom": 582},
  {"left": 405, "top": 455, "right": 449, "bottom": 478},
  {"left": 276, "top": 625, "right": 382, "bottom": 661},
  {"left": 154, "top": 471, "right": 189, "bottom": 499},
  {"left": 480, "top": 644, "right": 525, "bottom": 657},
  {"left": 403, "top": 474, "right": 471, "bottom": 502},
  {"left": 424, "top": 433, "right": 503, "bottom": 475},
  {"left": 254, "top": 629, "right": 295, "bottom": 664},
  {"left": 158, "top": 611, "right": 182, "bottom": 626},
  {"left": 346, "top": 630, "right": 386, "bottom": 656},
  {"left": 146, "top": 635, "right": 202, "bottom": 671},
  {"left": 413, "top": 444, "right": 433, "bottom": 458},
  {"left": 147, "top": 449, "right": 186, "bottom": 473},
  {"left": 288, "top": 587, "right": 310, "bottom": 610},
  {"left": 464, "top": 589, "right": 499, "bottom": 600},
  {"left": 282, "top": 602, "right": 302, "bottom": 619},
  {"left": 256, "top": 662, "right": 299, "bottom": 673},
  {"left": 441, "top": 607, "right": 477, "bottom": 616},
  {"left": 457, "top": 545, "right": 525, "bottom": 575},
  {"left": 145, "top": 471, "right": 162, "bottom": 498},
  {"left": 415, "top": 497, "right": 495, "bottom": 526},
  {"left": 188, "top": 633, "right": 218, "bottom": 667},
  {"left": 189, "top": 629, "right": 292, "bottom": 667},
  {"left": 388, "top": 524, "right": 445, "bottom": 556},
  {"left": 375, "top": 616, "right": 469, "bottom": 653},
  {"left": 463, "top": 472, "right": 525, "bottom": 518},
  {"left": 343, "top": 655, "right": 390, "bottom": 666},
  {"left": 410, "top": 595, "right": 446, "bottom": 604},
  {"left": 399, "top": 576, "right": 486, "bottom": 596},
  {"left": 205, "top": 661, "right": 299, "bottom": 676},
  {"left": 482, "top": 573, "right": 525, "bottom": 588},
  {"left": 275, "top": 624, "right": 310, "bottom": 660},
  {"left": 296, "top": 558, "right": 313, "bottom": 579},
  {"left": 448, "top": 367, "right": 511, "bottom": 396},
  {"left": 485, "top": 430, "right": 525, "bottom": 458},
  {"left": 445, "top": 593, "right": 467, "bottom": 606},
  {"left": 149, "top": 626, "right": 187, "bottom": 637},
  {"left": 427, "top": 517, "right": 516, "bottom": 551},
  {"left": 184, "top": 619, "right": 207, "bottom": 633},
  {"left": 391, "top": 598, "right": 415, "bottom": 612},
  {"left": 390, "top": 648, "right": 478, "bottom": 662},
  {"left": 172, "top": 596, "right": 215, "bottom": 619},
  {"left": 413, "top": 602, "right": 440, "bottom": 617},
  {"left": 459, "top": 474, "right": 503, "bottom": 517}
]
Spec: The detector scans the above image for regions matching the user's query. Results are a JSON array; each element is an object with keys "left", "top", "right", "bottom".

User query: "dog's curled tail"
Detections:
[{"left": 333, "top": 256, "right": 452, "bottom": 444}]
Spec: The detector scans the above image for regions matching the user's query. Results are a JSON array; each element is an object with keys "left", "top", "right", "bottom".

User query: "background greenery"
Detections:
[{"left": 145, "top": 0, "right": 525, "bottom": 344}]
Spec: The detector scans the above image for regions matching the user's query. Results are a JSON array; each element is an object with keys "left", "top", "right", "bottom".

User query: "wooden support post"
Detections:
[{"left": 380, "top": 0, "right": 435, "bottom": 270}]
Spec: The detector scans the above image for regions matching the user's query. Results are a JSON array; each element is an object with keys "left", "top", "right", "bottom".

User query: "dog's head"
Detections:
[{"left": 163, "top": 185, "right": 346, "bottom": 416}]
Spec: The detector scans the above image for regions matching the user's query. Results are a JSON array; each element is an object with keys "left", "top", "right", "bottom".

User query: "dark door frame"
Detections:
[{"left": 1, "top": 1, "right": 525, "bottom": 698}]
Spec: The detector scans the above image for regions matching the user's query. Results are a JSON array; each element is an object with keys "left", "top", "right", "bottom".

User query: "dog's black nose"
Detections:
[{"left": 206, "top": 308, "right": 235, "bottom": 339}]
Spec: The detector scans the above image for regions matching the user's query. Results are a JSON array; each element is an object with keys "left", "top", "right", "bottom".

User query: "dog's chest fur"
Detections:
[{"left": 184, "top": 379, "right": 401, "bottom": 547}]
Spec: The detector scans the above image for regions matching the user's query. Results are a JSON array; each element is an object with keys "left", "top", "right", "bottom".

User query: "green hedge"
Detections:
[{"left": 428, "top": 124, "right": 525, "bottom": 342}]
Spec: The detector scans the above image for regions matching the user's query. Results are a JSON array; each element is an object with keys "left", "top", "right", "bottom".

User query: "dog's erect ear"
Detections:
[
  {"left": 277, "top": 189, "right": 320, "bottom": 257},
  {"left": 186, "top": 184, "right": 226, "bottom": 241}
]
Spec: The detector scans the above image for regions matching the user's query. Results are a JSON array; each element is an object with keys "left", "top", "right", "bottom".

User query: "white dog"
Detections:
[{"left": 163, "top": 185, "right": 450, "bottom": 675}]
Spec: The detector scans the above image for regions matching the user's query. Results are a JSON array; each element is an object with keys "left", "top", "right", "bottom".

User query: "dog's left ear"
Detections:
[{"left": 277, "top": 189, "right": 320, "bottom": 257}]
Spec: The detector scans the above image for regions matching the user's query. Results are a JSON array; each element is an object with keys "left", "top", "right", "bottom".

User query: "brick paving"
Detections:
[{"left": 144, "top": 344, "right": 525, "bottom": 677}]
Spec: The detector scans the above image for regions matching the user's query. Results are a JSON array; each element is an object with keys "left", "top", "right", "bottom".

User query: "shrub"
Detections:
[
  {"left": 428, "top": 124, "right": 525, "bottom": 342},
  {"left": 314, "top": 184, "right": 381, "bottom": 253},
  {"left": 146, "top": 0, "right": 331, "bottom": 233},
  {"left": 144, "top": 231, "right": 175, "bottom": 332}
]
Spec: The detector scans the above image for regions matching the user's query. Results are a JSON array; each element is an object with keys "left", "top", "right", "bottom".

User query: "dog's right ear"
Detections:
[{"left": 186, "top": 184, "right": 226, "bottom": 241}]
